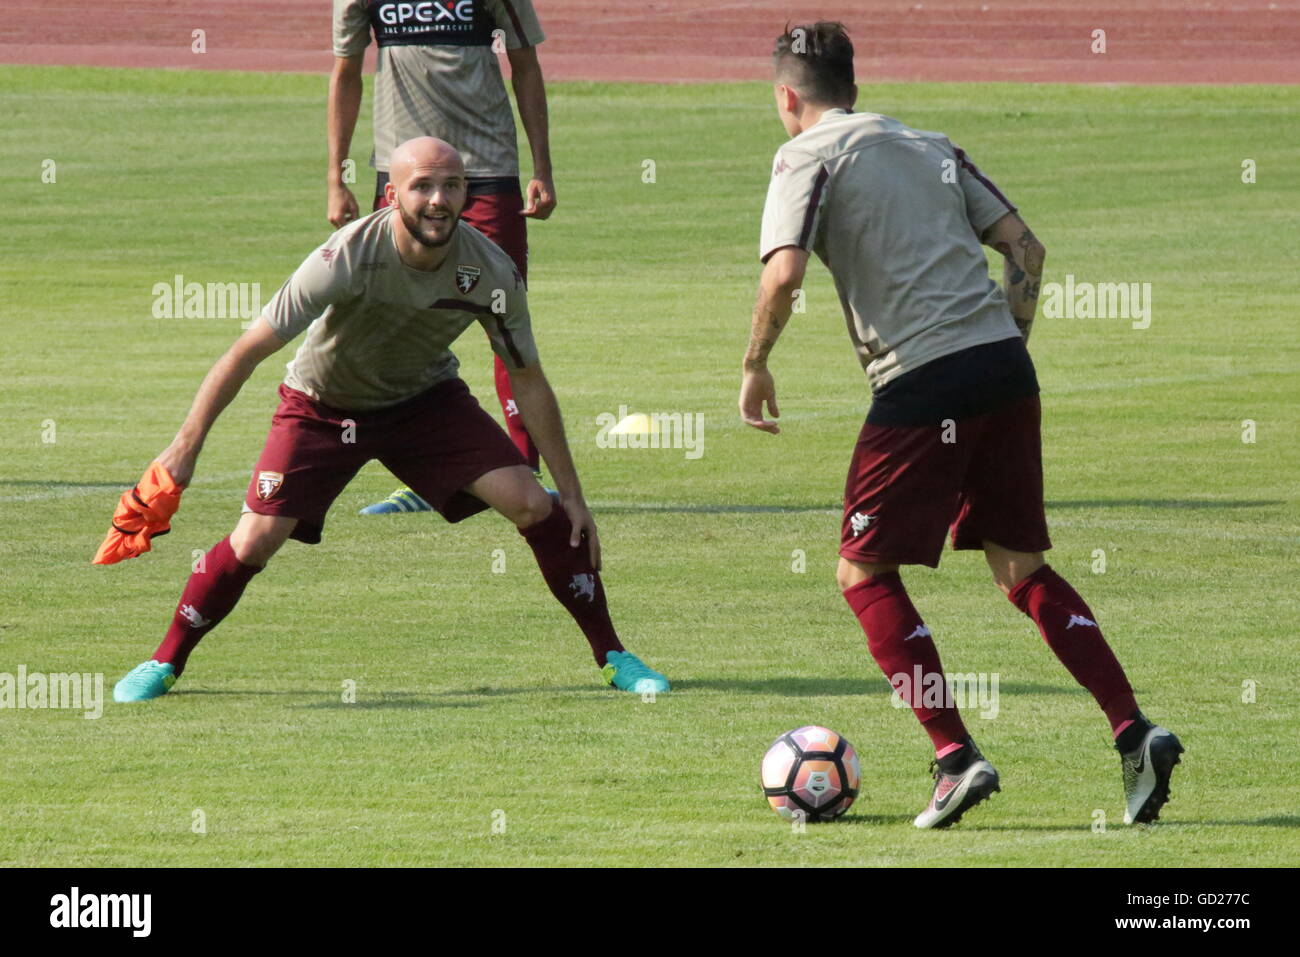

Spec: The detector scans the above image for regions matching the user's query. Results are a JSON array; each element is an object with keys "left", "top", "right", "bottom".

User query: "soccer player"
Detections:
[
  {"left": 327, "top": 0, "right": 553, "bottom": 513},
  {"left": 112, "top": 137, "right": 669, "bottom": 702},
  {"left": 739, "top": 23, "right": 1182, "bottom": 828}
]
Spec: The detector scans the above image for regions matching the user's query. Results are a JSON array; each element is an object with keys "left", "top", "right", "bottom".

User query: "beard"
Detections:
[{"left": 398, "top": 202, "right": 460, "bottom": 248}]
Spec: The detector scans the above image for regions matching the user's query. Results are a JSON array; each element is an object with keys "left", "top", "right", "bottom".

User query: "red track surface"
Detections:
[{"left": 1, "top": 1, "right": 1296, "bottom": 83}]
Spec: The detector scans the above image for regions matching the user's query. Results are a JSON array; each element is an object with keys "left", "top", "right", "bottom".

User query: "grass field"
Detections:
[{"left": 1, "top": 66, "right": 1297, "bottom": 866}]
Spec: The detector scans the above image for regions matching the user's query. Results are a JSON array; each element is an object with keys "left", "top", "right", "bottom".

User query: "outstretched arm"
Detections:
[
  {"left": 983, "top": 212, "right": 1046, "bottom": 343},
  {"left": 740, "top": 246, "right": 809, "bottom": 434},
  {"left": 158, "top": 318, "right": 288, "bottom": 486}
]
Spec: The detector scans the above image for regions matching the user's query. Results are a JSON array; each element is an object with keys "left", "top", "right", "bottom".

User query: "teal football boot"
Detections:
[
  {"left": 113, "top": 660, "right": 177, "bottom": 702},
  {"left": 602, "top": 650, "right": 670, "bottom": 695}
]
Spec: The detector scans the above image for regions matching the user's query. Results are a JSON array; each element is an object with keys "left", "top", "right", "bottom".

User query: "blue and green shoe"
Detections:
[
  {"left": 602, "top": 650, "right": 670, "bottom": 695},
  {"left": 113, "top": 660, "right": 177, "bottom": 703},
  {"left": 359, "top": 487, "right": 433, "bottom": 515}
]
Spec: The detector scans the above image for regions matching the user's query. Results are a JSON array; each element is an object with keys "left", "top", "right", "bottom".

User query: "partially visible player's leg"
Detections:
[
  {"left": 838, "top": 418, "right": 998, "bottom": 827},
  {"left": 958, "top": 394, "right": 1183, "bottom": 822},
  {"left": 459, "top": 181, "right": 538, "bottom": 469}
]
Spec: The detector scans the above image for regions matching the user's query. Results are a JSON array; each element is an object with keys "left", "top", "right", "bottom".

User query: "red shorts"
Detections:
[
  {"left": 244, "top": 379, "right": 527, "bottom": 544},
  {"left": 840, "top": 394, "right": 1051, "bottom": 567}
]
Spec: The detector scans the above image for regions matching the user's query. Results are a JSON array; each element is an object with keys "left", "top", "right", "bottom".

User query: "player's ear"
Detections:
[
  {"left": 774, "top": 83, "right": 796, "bottom": 114},
  {"left": 383, "top": 181, "right": 396, "bottom": 208}
]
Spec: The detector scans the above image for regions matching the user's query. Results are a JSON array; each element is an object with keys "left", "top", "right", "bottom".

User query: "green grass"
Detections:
[{"left": 1, "top": 66, "right": 1297, "bottom": 866}]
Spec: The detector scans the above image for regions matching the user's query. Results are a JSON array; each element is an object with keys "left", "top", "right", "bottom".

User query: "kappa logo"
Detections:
[
  {"left": 256, "top": 470, "right": 284, "bottom": 501},
  {"left": 849, "top": 511, "right": 875, "bottom": 536},
  {"left": 1066, "top": 614, "right": 1098, "bottom": 630},
  {"left": 569, "top": 573, "right": 596, "bottom": 603},
  {"left": 455, "top": 264, "right": 481, "bottom": 294},
  {"left": 904, "top": 624, "right": 931, "bottom": 642},
  {"left": 179, "top": 604, "right": 210, "bottom": 629},
  {"left": 773, "top": 155, "right": 791, "bottom": 176}
]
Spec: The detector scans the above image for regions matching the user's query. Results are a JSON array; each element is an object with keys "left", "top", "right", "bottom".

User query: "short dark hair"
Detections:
[{"left": 772, "top": 21, "right": 855, "bottom": 106}]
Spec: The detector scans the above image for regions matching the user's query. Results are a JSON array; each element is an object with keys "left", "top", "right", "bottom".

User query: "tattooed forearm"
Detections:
[
  {"left": 992, "top": 227, "right": 1045, "bottom": 344},
  {"left": 744, "top": 284, "right": 795, "bottom": 371}
]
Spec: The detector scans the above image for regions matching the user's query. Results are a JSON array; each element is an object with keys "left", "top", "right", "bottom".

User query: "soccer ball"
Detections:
[{"left": 761, "top": 725, "right": 861, "bottom": 822}]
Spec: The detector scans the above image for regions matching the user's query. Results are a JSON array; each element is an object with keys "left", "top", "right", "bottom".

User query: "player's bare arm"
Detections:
[
  {"left": 506, "top": 45, "right": 556, "bottom": 219},
  {"left": 506, "top": 362, "right": 600, "bottom": 568},
  {"left": 157, "top": 318, "right": 288, "bottom": 487},
  {"left": 740, "top": 246, "right": 809, "bottom": 434},
  {"left": 983, "top": 212, "right": 1046, "bottom": 343},
  {"left": 327, "top": 54, "right": 366, "bottom": 227}
]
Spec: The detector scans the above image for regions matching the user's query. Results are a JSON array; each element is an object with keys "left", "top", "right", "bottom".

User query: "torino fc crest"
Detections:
[
  {"left": 256, "top": 470, "right": 284, "bottom": 501},
  {"left": 455, "top": 264, "right": 481, "bottom": 294}
]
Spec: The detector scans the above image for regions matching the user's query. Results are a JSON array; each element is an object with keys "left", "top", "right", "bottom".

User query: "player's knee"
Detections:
[
  {"left": 231, "top": 533, "right": 279, "bottom": 567},
  {"left": 511, "top": 485, "right": 557, "bottom": 529},
  {"left": 230, "top": 516, "right": 293, "bottom": 567},
  {"left": 837, "top": 557, "right": 896, "bottom": 592}
]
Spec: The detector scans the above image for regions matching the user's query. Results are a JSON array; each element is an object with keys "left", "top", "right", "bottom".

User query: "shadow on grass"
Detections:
[
  {"left": 677, "top": 678, "right": 1085, "bottom": 697},
  {"left": 179, "top": 680, "right": 1085, "bottom": 701},
  {"left": 583, "top": 498, "right": 1282, "bottom": 516},
  {"left": 1, "top": 480, "right": 139, "bottom": 489},
  {"left": 179, "top": 685, "right": 609, "bottom": 708},
  {"left": 1048, "top": 498, "right": 1282, "bottom": 510}
]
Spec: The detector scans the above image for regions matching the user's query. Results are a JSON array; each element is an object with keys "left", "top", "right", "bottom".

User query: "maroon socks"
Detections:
[
  {"left": 519, "top": 501, "right": 623, "bottom": 664},
  {"left": 152, "top": 536, "right": 262, "bottom": 676},
  {"left": 844, "top": 572, "right": 969, "bottom": 756},
  {"left": 1008, "top": 564, "right": 1138, "bottom": 735}
]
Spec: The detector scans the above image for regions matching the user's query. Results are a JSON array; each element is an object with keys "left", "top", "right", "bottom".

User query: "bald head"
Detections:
[
  {"left": 385, "top": 137, "right": 468, "bottom": 253},
  {"left": 389, "top": 136, "right": 465, "bottom": 187}
]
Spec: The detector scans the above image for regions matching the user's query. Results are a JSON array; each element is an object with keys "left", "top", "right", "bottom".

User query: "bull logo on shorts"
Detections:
[
  {"left": 455, "top": 264, "right": 481, "bottom": 294},
  {"left": 256, "top": 470, "right": 284, "bottom": 501},
  {"left": 569, "top": 573, "right": 596, "bottom": 603}
]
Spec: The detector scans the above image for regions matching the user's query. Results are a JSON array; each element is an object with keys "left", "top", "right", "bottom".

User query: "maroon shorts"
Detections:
[
  {"left": 840, "top": 394, "right": 1051, "bottom": 568},
  {"left": 244, "top": 378, "right": 527, "bottom": 544}
]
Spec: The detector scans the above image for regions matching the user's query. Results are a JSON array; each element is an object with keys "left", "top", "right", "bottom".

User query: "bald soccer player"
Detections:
[
  {"left": 113, "top": 138, "right": 669, "bottom": 702},
  {"left": 328, "top": 0, "right": 553, "bottom": 514},
  {"left": 739, "top": 23, "right": 1182, "bottom": 828}
]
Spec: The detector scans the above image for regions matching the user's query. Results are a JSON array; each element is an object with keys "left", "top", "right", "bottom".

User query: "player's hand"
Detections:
[
  {"left": 521, "top": 174, "right": 556, "bottom": 219},
  {"left": 562, "top": 496, "right": 601, "bottom": 570},
  {"left": 739, "top": 367, "right": 781, "bottom": 434},
  {"left": 156, "top": 442, "right": 198, "bottom": 489},
  {"left": 327, "top": 183, "right": 360, "bottom": 229}
]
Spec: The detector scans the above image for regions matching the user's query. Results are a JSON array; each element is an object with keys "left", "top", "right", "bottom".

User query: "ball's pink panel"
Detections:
[
  {"left": 789, "top": 725, "right": 840, "bottom": 754},
  {"left": 761, "top": 738, "right": 798, "bottom": 789}
]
